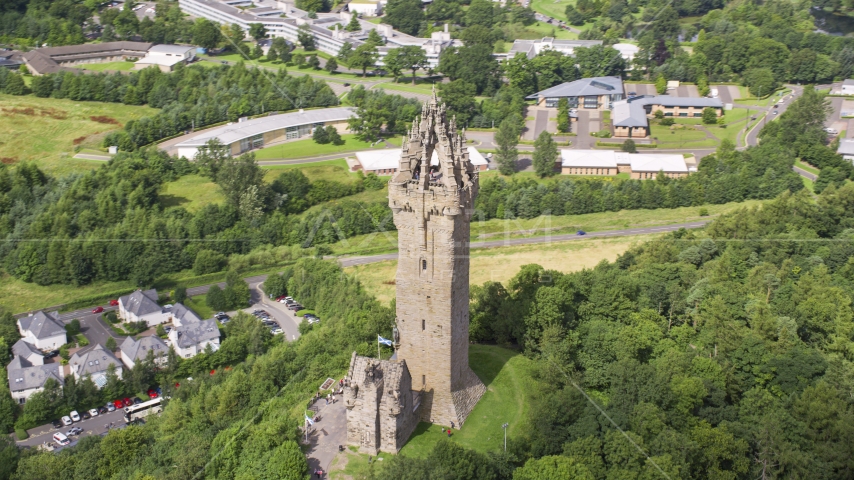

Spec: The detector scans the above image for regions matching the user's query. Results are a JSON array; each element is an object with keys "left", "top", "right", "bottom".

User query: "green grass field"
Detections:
[
  {"left": 375, "top": 82, "right": 435, "bottom": 95},
  {"left": 795, "top": 159, "right": 820, "bottom": 175},
  {"left": 183, "top": 296, "right": 215, "bottom": 320},
  {"left": 160, "top": 174, "right": 224, "bottom": 212},
  {"left": 74, "top": 61, "right": 137, "bottom": 72},
  {"left": 516, "top": 21, "right": 579, "bottom": 39},
  {"left": 802, "top": 176, "right": 815, "bottom": 192},
  {"left": 252, "top": 134, "right": 380, "bottom": 160},
  {"left": 651, "top": 124, "right": 716, "bottom": 148},
  {"left": 0, "top": 93, "right": 156, "bottom": 176},
  {"left": 261, "top": 158, "right": 362, "bottom": 184}
]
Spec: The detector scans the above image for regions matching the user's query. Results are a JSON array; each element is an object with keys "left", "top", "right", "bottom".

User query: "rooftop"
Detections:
[
  {"left": 527, "top": 76, "right": 624, "bottom": 99},
  {"left": 148, "top": 44, "right": 195, "bottom": 55},
  {"left": 629, "top": 153, "right": 688, "bottom": 173},
  {"left": 175, "top": 107, "right": 356, "bottom": 147},
  {"left": 120, "top": 335, "right": 168, "bottom": 362},
  {"left": 70, "top": 344, "right": 122, "bottom": 377},
  {"left": 119, "top": 289, "right": 162, "bottom": 318},
  {"left": 560, "top": 150, "right": 619, "bottom": 168},
  {"left": 355, "top": 146, "right": 487, "bottom": 171},
  {"left": 843, "top": 79, "right": 854, "bottom": 87},
  {"left": 173, "top": 319, "right": 220, "bottom": 348},
  {"left": 838, "top": 138, "right": 854, "bottom": 155},
  {"left": 12, "top": 339, "right": 43, "bottom": 361},
  {"left": 613, "top": 100, "right": 648, "bottom": 127},
  {"left": 18, "top": 311, "right": 66, "bottom": 340},
  {"left": 7, "top": 361, "right": 62, "bottom": 393},
  {"left": 644, "top": 95, "right": 723, "bottom": 108}
]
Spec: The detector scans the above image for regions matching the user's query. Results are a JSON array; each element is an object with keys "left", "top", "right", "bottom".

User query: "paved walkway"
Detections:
[{"left": 304, "top": 396, "right": 347, "bottom": 476}]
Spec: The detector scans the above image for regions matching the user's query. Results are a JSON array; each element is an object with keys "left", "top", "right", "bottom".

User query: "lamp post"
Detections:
[{"left": 502, "top": 423, "right": 509, "bottom": 452}]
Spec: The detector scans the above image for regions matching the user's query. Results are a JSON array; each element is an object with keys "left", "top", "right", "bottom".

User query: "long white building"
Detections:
[{"left": 178, "top": 0, "right": 459, "bottom": 67}]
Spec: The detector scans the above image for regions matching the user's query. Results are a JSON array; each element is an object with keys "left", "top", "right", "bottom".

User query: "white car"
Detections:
[
  {"left": 106, "top": 403, "right": 116, "bottom": 412},
  {"left": 89, "top": 408, "right": 99, "bottom": 417},
  {"left": 270, "top": 327, "right": 283, "bottom": 335},
  {"left": 61, "top": 416, "right": 73, "bottom": 426},
  {"left": 69, "top": 411, "right": 80, "bottom": 422}
]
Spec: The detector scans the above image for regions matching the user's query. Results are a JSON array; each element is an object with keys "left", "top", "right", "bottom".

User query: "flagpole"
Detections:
[{"left": 377, "top": 332, "right": 381, "bottom": 359}]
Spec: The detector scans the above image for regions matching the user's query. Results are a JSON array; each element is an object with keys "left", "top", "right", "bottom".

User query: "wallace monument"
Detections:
[{"left": 343, "top": 91, "right": 486, "bottom": 454}]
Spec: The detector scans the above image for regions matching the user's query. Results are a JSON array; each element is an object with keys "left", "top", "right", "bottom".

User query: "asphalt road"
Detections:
[
  {"left": 16, "top": 407, "right": 127, "bottom": 448},
  {"left": 744, "top": 85, "right": 803, "bottom": 148},
  {"left": 793, "top": 166, "right": 817, "bottom": 181}
]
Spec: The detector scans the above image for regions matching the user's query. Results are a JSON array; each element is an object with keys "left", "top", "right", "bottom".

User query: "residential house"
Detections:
[
  {"left": 69, "top": 344, "right": 123, "bottom": 388},
  {"left": 12, "top": 339, "right": 45, "bottom": 366},
  {"left": 170, "top": 303, "right": 203, "bottom": 327},
  {"left": 168, "top": 319, "right": 221, "bottom": 359},
  {"left": 526, "top": 76, "right": 624, "bottom": 109},
  {"left": 118, "top": 289, "right": 171, "bottom": 327},
  {"left": 119, "top": 335, "right": 169, "bottom": 370},
  {"left": 7, "top": 354, "right": 63, "bottom": 404},
  {"left": 17, "top": 311, "right": 67, "bottom": 350}
]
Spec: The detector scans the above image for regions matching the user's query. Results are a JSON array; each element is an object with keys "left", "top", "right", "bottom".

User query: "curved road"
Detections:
[{"left": 18, "top": 221, "right": 709, "bottom": 320}]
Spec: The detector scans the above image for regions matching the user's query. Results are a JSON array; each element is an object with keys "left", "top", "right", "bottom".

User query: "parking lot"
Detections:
[{"left": 14, "top": 407, "right": 128, "bottom": 449}]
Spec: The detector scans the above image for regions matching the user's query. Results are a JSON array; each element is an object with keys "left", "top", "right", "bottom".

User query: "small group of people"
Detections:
[{"left": 312, "top": 468, "right": 325, "bottom": 478}]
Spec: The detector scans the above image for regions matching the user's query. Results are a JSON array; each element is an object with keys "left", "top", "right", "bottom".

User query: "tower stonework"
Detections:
[
  {"left": 344, "top": 90, "right": 485, "bottom": 454},
  {"left": 388, "top": 90, "right": 485, "bottom": 427}
]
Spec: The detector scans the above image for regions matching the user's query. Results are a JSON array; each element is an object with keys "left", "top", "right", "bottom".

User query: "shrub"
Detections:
[
  {"left": 699, "top": 207, "right": 709, "bottom": 216},
  {"left": 104, "top": 311, "right": 119, "bottom": 324},
  {"left": 76, "top": 334, "right": 89, "bottom": 347},
  {"left": 15, "top": 428, "right": 28, "bottom": 440},
  {"left": 621, "top": 139, "right": 637, "bottom": 153},
  {"left": 660, "top": 118, "right": 675, "bottom": 126},
  {"left": 194, "top": 249, "right": 227, "bottom": 275},
  {"left": 156, "top": 324, "right": 167, "bottom": 337},
  {"left": 106, "top": 336, "right": 117, "bottom": 351}
]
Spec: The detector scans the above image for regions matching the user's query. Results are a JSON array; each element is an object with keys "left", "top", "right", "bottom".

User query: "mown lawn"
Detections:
[
  {"left": 183, "top": 296, "right": 215, "bottom": 320},
  {"left": 651, "top": 124, "right": 716, "bottom": 148},
  {"left": 252, "top": 134, "right": 381, "bottom": 160},
  {"left": 0, "top": 93, "right": 156, "bottom": 176},
  {"left": 74, "top": 61, "right": 137, "bottom": 72},
  {"left": 160, "top": 174, "right": 224, "bottom": 212},
  {"left": 261, "top": 158, "right": 362, "bottom": 183},
  {"left": 795, "top": 159, "right": 820, "bottom": 175}
]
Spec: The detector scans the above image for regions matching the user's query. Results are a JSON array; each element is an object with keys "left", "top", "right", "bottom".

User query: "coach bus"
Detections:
[{"left": 123, "top": 398, "right": 163, "bottom": 423}]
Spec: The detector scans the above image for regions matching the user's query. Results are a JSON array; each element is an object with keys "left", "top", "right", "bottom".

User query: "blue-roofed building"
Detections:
[{"left": 526, "top": 76, "right": 624, "bottom": 109}]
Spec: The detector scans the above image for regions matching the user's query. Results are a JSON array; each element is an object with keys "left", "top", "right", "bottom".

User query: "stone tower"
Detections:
[{"left": 387, "top": 89, "right": 486, "bottom": 427}]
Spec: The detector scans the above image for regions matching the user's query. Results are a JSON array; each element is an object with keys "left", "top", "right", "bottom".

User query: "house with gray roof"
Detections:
[
  {"left": 69, "top": 344, "right": 123, "bottom": 388},
  {"left": 613, "top": 100, "right": 650, "bottom": 138},
  {"left": 17, "top": 311, "right": 67, "bottom": 350},
  {"left": 119, "top": 335, "right": 169, "bottom": 369},
  {"left": 12, "top": 339, "right": 44, "bottom": 366},
  {"left": 168, "top": 319, "right": 221, "bottom": 359},
  {"left": 527, "top": 76, "right": 624, "bottom": 109},
  {"left": 119, "top": 289, "right": 171, "bottom": 327},
  {"left": 170, "top": 303, "right": 202, "bottom": 327},
  {"left": 7, "top": 355, "right": 63, "bottom": 404},
  {"left": 837, "top": 138, "right": 854, "bottom": 161},
  {"left": 611, "top": 95, "right": 724, "bottom": 139}
]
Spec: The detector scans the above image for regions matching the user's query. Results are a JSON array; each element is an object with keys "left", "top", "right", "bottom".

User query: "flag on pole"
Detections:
[
  {"left": 305, "top": 413, "right": 314, "bottom": 426},
  {"left": 378, "top": 335, "right": 393, "bottom": 346}
]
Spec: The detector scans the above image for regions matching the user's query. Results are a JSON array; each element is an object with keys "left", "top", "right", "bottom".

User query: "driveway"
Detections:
[
  {"left": 14, "top": 408, "right": 128, "bottom": 448},
  {"left": 246, "top": 282, "right": 302, "bottom": 341},
  {"left": 629, "top": 84, "right": 657, "bottom": 96},
  {"left": 572, "top": 110, "right": 596, "bottom": 149},
  {"left": 712, "top": 85, "right": 740, "bottom": 105},
  {"left": 673, "top": 85, "right": 699, "bottom": 98},
  {"left": 80, "top": 313, "right": 125, "bottom": 348}
]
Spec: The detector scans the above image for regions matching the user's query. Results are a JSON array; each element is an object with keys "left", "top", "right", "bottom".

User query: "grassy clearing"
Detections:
[
  {"left": 260, "top": 158, "right": 362, "bottom": 183},
  {"left": 400, "top": 345, "right": 536, "bottom": 456},
  {"left": 0, "top": 93, "right": 156, "bottom": 176},
  {"left": 0, "top": 272, "right": 136, "bottom": 313},
  {"left": 651, "top": 124, "right": 716, "bottom": 148},
  {"left": 160, "top": 174, "right": 224, "bottom": 212},
  {"left": 74, "top": 61, "right": 137, "bottom": 72},
  {"left": 517, "top": 21, "right": 579, "bottom": 39},
  {"left": 183, "top": 296, "right": 214, "bottom": 320},
  {"left": 802, "top": 176, "right": 815, "bottom": 192},
  {"left": 253, "top": 134, "right": 380, "bottom": 160},
  {"left": 795, "top": 160, "right": 820, "bottom": 175},
  {"left": 346, "top": 234, "right": 661, "bottom": 304}
]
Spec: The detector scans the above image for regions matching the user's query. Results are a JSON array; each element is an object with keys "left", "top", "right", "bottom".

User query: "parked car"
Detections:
[
  {"left": 98, "top": 406, "right": 108, "bottom": 415},
  {"left": 216, "top": 312, "right": 226, "bottom": 317},
  {"left": 270, "top": 327, "right": 283, "bottom": 335},
  {"left": 92, "top": 306, "right": 104, "bottom": 313},
  {"left": 68, "top": 427, "right": 83, "bottom": 435},
  {"left": 308, "top": 317, "right": 320, "bottom": 325},
  {"left": 53, "top": 432, "right": 70, "bottom": 446},
  {"left": 123, "top": 398, "right": 133, "bottom": 407},
  {"left": 113, "top": 399, "right": 124, "bottom": 409},
  {"left": 576, "top": 230, "right": 586, "bottom": 236},
  {"left": 70, "top": 411, "right": 81, "bottom": 422},
  {"left": 132, "top": 397, "right": 143, "bottom": 405},
  {"left": 287, "top": 304, "right": 303, "bottom": 311},
  {"left": 88, "top": 408, "right": 99, "bottom": 417},
  {"left": 343, "top": 82, "right": 350, "bottom": 87},
  {"left": 81, "top": 411, "right": 91, "bottom": 420},
  {"left": 62, "top": 416, "right": 73, "bottom": 426},
  {"left": 147, "top": 389, "right": 158, "bottom": 399},
  {"left": 45, "top": 350, "right": 59, "bottom": 358},
  {"left": 52, "top": 419, "right": 63, "bottom": 429},
  {"left": 106, "top": 403, "right": 116, "bottom": 412},
  {"left": 109, "top": 299, "right": 119, "bottom": 306}
]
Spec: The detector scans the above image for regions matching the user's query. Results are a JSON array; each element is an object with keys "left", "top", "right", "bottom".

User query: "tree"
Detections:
[
  {"left": 192, "top": 18, "right": 222, "bottom": 51},
  {"left": 350, "top": 43, "right": 378, "bottom": 77},
  {"left": 621, "top": 139, "right": 637, "bottom": 152},
  {"left": 532, "top": 131, "right": 558, "bottom": 178},
  {"left": 384, "top": 0, "right": 425, "bottom": 36},
  {"left": 217, "top": 153, "right": 266, "bottom": 208},
  {"left": 565, "top": 5, "right": 586, "bottom": 25},
  {"left": 655, "top": 73, "right": 667, "bottom": 94},
  {"left": 279, "top": 44, "right": 292, "bottom": 64},
  {"left": 313, "top": 125, "right": 330, "bottom": 144},
  {"left": 557, "top": 98, "right": 570, "bottom": 133},
  {"left": 297, "top": 24, "right": 316, "bottom": 51},
  {"left": 307, "top": 54, "right": 321, "bottom": 69},
  {"left": 337, "top": 42, "right": 353, "bottom": 64},
  {"left": 514, "top": 455, "right": 594, "bottom": 480},
  {"left": 367, "top": 29, "right": 385, "bottom": 47},
  {"left": 206, "top": 284, "right": 227, "bottom": 311},
  {"left": 438, "top": 44, "right": 500, "bottom": 95},
  {"left": 495, "top": 116, "right": 521, "bottom": 175},
  {"left": 4, "top": 73, "right": 28, "bottom": 95},
  {"left": 324, "top": 56, "right": 338, "bottom": 73},
  {"left": 325, "top": 125, "right": 343, "bottom": 145},
  {"left": 701, "top": 107, "right": 718, "bottom": 125},
  {"left": 395, "top": 45, "right": 428, "bottom": 84},
  {"left": 66, "top": 319, "right": 81, "bottom": 336},
  {"left": 744, "top": 67, "right": 778, "bottom": 97},
  {"left": 465, "top": 0, "right": 494, "bottom": 27},
  {"left": 194, "top": 249, "right": 227, "bottom": 275},
  {"left": 225, "top": 23, "right": 248, "bottom": 56},
  {"left": 438, "top": 79, "right": 477, "bottom": 125},
  {"left": 174, "top": 286, "right": 187, "bottom": 304},
  {"left": 293, "top": 52, "right": 305, "bottom": 67},
  {"left": 105, "top": 336, "right": 117, "bottom": 351},
  {"left": 248, "top": 23, "right": 267, "bottom": 42},
  {"left": 346, "top": 12, "right": 361, "bottom": 32}
]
